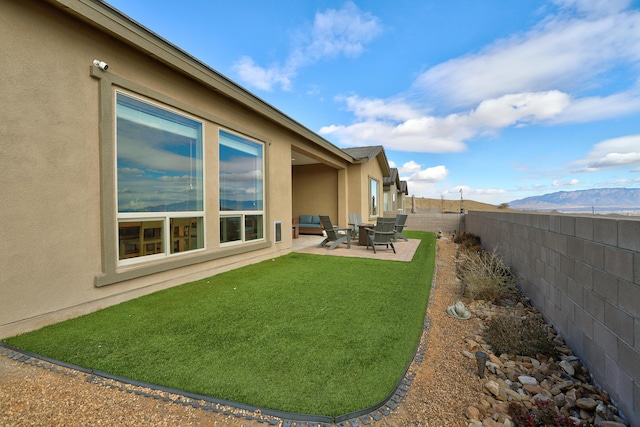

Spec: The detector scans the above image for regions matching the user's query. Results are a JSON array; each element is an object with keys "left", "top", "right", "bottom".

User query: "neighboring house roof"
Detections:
[
  {"left": 383, "top": 168, "right": 399, "bottom": 188},
  {"left": 383, "top": 169, "right": 410, "bottom": 196},
  {"left": 342, "top": 146, "right": 383, "bottom": 161},
  {"left": 399, "top": 180, "right": 409, "bottom": 195},
  {"left": 342, "top": 146, "right": 391, "bottom": 177}
]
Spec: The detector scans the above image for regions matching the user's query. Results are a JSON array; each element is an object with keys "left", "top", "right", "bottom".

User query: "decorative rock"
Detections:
[
  {"left": 463, "top": 298, "right": 629, "bottom": 427},
  {"left": 559, "top": 360, "right": 575, "bottom": 376},
  {"left": 568, "top": 416, "right": 582, "bottom": 425},
  {"left": 490, "top": 402, "right": 509, "bottom": 416},
  {"left": 488, "top": 354, "right": 503, "bottom": 366},
  {"left": 463, "top": 350, "right": 476, "bottom": 359},
  {"left": 485, "top": 381, "right": 500, "bottom": 397},
  {"left": 503, "top": 388, "right": 522, "bottom": 402},
  {"left": 576, "top": 397, "right": 598, "bottom": 411},
  {"left": 531, "top": 393, "right": 551, "bottom": 406},
  {"left": 557, "top": 380, "right": 575, "bottom": 392},
  {"left": 481, "top": 419, "right": 503, "bottom": 427},
  {"left": 553, "top": 393, "right": 566, "bottom": 408},
  {"left": 465, "top": 406, "right": 481, "bottom": 421},
  {"left": 518, "top": 375, "right": 538, "bottom": 385},
  {"left": 596, "top": 402, "right": 611, "bottom": 420}
]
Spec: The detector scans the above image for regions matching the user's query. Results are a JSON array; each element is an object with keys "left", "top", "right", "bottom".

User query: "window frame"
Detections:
[
  {"left": 91, "top": 69, "right": 271, "bottom": 287},
  {"left": 115, "top": 90, "right": 206, "bottom": 266},
  {"left": 369, "top": 176, "right": 379, "bottom": 218},
  {"left": 218, "top": 129, "right": 265, "bottom": 246}
]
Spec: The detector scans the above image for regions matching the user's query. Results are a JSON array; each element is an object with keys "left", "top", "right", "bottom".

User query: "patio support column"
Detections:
[{"left": 337, "top": 168, "right": 348, "bottom": 227}]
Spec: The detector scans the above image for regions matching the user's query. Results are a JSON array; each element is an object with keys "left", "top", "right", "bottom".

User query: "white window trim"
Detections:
[{"left": 219, "top": 128, "right": 266, "bottom": 246}]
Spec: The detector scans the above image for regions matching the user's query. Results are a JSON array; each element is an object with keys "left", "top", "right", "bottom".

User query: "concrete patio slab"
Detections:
[{"left": 293, "top": 234, "right": 420, "bottom": 262}]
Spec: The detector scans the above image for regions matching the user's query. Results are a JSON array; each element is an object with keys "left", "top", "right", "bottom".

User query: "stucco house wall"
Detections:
[
  {"left": 292, "top": 164, "right": 340, "bottom": 224},
  {"left": 360, "top": 159, "right": 386, "bottom": 223},
  {"left": 0, "top": 0, "right": 367, "bottom": 337}
]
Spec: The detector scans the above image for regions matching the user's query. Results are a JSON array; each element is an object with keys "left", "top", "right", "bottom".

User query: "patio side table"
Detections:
[{"left": 358, "top": 224, "right": 373, "bottom": 245}]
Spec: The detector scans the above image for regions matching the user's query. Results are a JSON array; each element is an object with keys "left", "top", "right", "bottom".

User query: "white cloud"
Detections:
[
  {"left": 402, "top": 180, "right": 510, "bottom": 204},
  {"left": 551, "top": 90, "right": 640, "bottom": 124},
  {"left": 233, "top": 56, "right": 293, "bottom": 92},
  {"left": 410, "top": 165, "right": 449, "bottom": 182},
  {"left": 233, "top": 2, "right": 381, "bottom": 91},
  {"left": 340, "top": 95, "right": 420, "bottom": 122},
  {"left": 553, "top": 179, "right": 581, "bottom": 186},
  {"left": 573, "top": 134, "right": 640, "bottom": 172},
  {"left": 302, "top": 1, "right": 381, "bottom": 61},
  {"left": 321, "top": 2, "right": 640, "bottom": 152},
  {"left": 320, "top": 91, "right": 571, "bottom": 152},
  {"left": 414, "top": 6, "right": 640, "bottom": 109},
  {"left": 391, "top": 160, "right": 450, "bottom": 198},
  {"left": 397, "top": 160, "right": 423, "bottom": 175}
]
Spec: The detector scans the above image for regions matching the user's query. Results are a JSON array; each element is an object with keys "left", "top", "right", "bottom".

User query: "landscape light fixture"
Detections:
[{"left": 476, "top": 351, "right": 487, "bottom": 378}]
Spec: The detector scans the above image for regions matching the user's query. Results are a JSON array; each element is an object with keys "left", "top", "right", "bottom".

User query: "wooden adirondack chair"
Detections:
[
  {"left": 365, "top": 217, "right": 396, "bottom": 254},
  {"left": 393, "top": 214, "right": 409, "bottom": 242},
  {"left": 348, "top": 212, "right": 363, "bottom": 237},
  {"left": 318, "top": 215, "right": 351, "bottom": 250}
]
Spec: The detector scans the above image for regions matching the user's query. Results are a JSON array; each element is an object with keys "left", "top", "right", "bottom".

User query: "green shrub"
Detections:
[
  {"left": 457, "top": 248, "right": 518, "bottom": 303},
  {"left": 485, "top": 315, "right": 559, "bottom": 359}
]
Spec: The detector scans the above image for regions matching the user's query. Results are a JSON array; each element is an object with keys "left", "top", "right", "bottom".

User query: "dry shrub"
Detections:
[
  {"left": 457, "top": 248, "right": 518, "bottom": 303},
  {"left": 454, "top": 232, "right": 482, "bottom": 252},
  {"left": 485, "top": 315, "right": 559, "bottom": 359}
]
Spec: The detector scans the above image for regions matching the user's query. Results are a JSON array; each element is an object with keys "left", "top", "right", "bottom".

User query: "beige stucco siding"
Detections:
[
  {"left": 292, "top": 164, "right": 340, "bottom": 224},
  {"left": 0, "top": 1, "right": 308, "bottom": 337},
  {"left": 357, "top": 160, "right": 385, "bottom": 223}
]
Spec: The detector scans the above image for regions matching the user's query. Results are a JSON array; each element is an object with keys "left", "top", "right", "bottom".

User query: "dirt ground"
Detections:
[{"left": 0, "top": 240, "right": 484, "bottom": 426}]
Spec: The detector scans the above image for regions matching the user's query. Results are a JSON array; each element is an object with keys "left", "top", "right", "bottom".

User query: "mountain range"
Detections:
[{"left": 508, "top": 188, "right": 640, "bottom": 213}]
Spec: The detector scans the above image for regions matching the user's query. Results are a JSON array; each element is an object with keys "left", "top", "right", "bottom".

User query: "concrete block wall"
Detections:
[
  {"left": 404, "top": 212, "right": 466, "bottom": 235},
  {"left": 467, "top": 211, "right": 640, "bottom": 427}
]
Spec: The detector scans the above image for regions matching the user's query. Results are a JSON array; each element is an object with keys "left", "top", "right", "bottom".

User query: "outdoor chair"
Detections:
[
  {"left": 348, "top": 212, "right": 363, "bottom": 238},
  {"left": 365, "top": 217, "right": 396, "bottom": 254},
  {"left": 318, "top": 215, "right": 351, "bottom": 250},
  {"left": 393, "top": 214, "right": 409, "bottom": 242}
]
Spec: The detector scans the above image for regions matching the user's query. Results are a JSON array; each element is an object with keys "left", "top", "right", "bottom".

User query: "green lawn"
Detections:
[{"left": 5, "top": 231, "right": 435, "bottom": 417}]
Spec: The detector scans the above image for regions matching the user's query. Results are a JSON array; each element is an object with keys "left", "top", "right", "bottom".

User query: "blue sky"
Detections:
[{"left": 106, "top": 0, "right": 640, "bottom": 205}]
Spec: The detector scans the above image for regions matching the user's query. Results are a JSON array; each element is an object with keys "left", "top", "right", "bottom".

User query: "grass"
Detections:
[{"left": 5, "top": 231, "right": 435, "bottom": 417}]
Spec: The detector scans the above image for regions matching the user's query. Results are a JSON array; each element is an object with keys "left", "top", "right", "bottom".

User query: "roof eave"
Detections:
[{"left": 47, "top": 0, "right": 352, "bottom": 163}]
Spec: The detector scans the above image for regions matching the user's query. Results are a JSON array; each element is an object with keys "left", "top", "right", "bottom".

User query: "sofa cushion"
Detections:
[
  {"left": 311, "top": 215, "right": 320, "bottom": 224},
  {"left": 299, "top": 215, "right": 314, "bottom": 225}
]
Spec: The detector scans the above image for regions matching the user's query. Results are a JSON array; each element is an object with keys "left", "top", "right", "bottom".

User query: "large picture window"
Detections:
[
  {"left": 116, "top": 92, "right": 204, "bottom": 262},
  {"left": 219, "top": 130, "right": 264, "bottom": 244}
]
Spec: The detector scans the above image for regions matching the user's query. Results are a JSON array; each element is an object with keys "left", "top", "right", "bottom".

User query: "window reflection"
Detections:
[
  {"left": 370, "top": 178, "right": 378, "bottom": 216},
  {"left": 117, "top": 93, "right": 203, "bottom": 213},
  {"left": 219, "top": 130, "right": 265, "bottom": 244}
]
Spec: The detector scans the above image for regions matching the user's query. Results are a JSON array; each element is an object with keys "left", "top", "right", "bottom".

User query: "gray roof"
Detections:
[
  {"left": 384, "top": 168, "right": 399, "bottom": 186},
  {"left": 399, "top": 180, "right": 408, "bottom": 195},
  {"left": 342, "top": 146, "right": 384, "bottom": 161}
]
